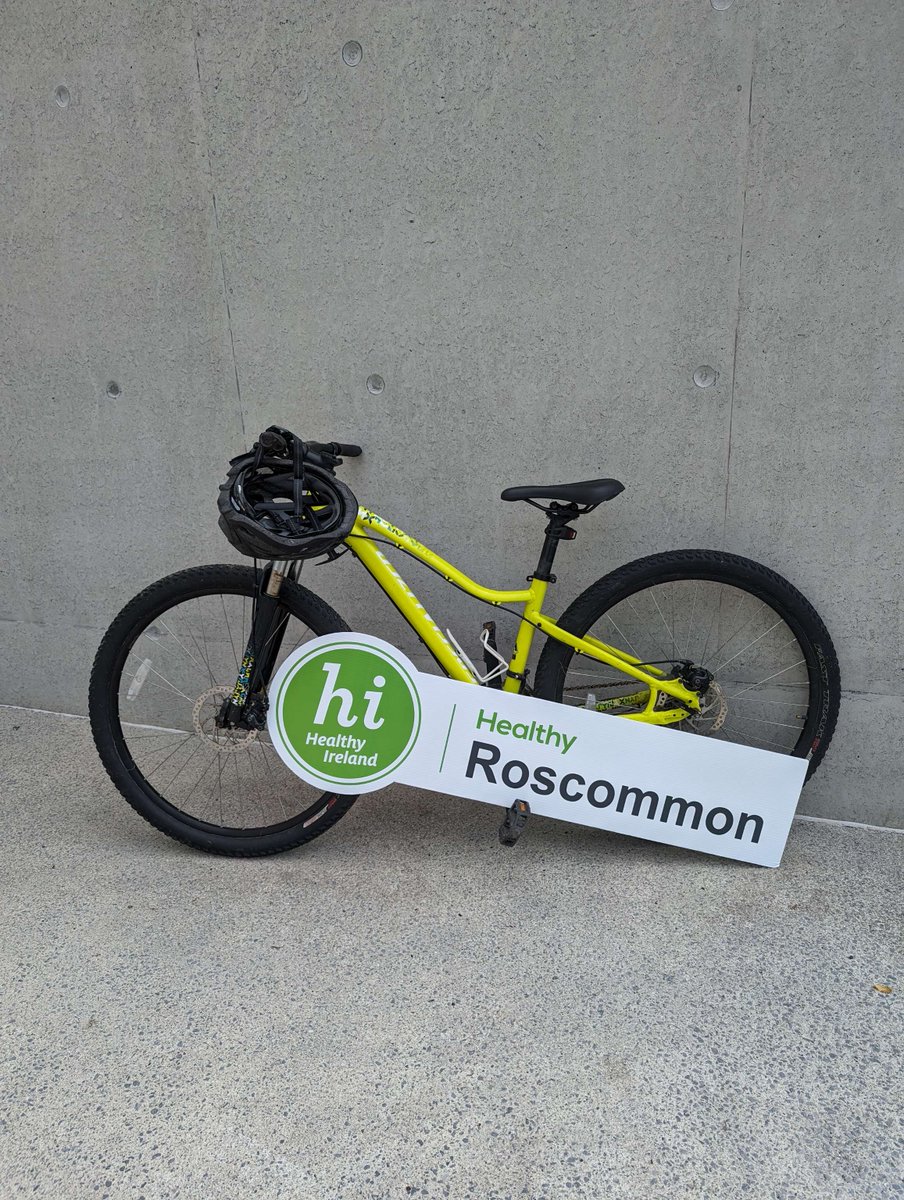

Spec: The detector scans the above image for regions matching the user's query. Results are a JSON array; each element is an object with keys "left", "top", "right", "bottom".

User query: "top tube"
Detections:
[{"left": 349, "top": 508, "right": 534, "bottom": 606}]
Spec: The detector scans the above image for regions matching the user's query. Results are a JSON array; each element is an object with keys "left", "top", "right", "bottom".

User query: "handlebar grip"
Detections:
[{"left": 335, "top": 442, "right": 362, "bottom": 458}]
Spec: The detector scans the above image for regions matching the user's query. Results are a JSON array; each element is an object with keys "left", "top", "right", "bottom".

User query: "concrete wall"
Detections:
[{"left": 1, "top": 1, "right": 901, "bottom": 824}]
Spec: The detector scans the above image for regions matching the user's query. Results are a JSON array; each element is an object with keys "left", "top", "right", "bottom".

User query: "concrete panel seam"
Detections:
[
  {"left": 192, "top": 32, "right": 246, "bottom": 445},
  {"left": 722, "top": 33, "right": 757, "bottom": 547}
]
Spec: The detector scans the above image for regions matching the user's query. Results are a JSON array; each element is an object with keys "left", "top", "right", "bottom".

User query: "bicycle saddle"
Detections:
[{"left": 500, "top": 479, "right": 625, "bottom": 506}]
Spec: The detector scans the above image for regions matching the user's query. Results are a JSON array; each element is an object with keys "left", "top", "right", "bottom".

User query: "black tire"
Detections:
[
  {"left": 89, "top": 564, "right": 359, "bottom": 856},
  {"left": 534, "top": 550, "right": 840, "bottom": 779}
]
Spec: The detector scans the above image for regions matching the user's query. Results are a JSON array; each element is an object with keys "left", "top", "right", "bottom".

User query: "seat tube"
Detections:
[
  {"left": 504, "top": 509, "right": 574, "bottom": 693},
  {"left": 533, "top": 506, "right": 576, "bottom": 582},
  {"left": 533, "top": 528, "right": 560, "bottom": 583},
  {"left": 503, "top": 579, "right": 548, "bottom": 693}
]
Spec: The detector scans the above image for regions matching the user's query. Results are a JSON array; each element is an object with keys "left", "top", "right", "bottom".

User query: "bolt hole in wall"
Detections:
[
  {"left": 106, "top": 381, "right": 122, "bottom": 399},
  {"left": 54, "top": 85, "right": 70, "bottom": 108},
  {"left": 341, "top": 41, "right": 363, "bottom": 67},
  {"left": 693, "top": 366, "right": 719, "bottom": 389},
  {"left": 366, "top": 374, "right": 385, "bottom": 396}
]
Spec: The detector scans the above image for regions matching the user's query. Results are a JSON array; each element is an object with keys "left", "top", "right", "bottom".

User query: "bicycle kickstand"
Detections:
[{"left": 498, "top": 799, "right": 531, "bottom": 847}]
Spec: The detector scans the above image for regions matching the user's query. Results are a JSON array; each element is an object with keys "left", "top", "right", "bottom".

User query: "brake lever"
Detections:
[{"left": 305, "top": 448, "right": 341, "bottom": 473}]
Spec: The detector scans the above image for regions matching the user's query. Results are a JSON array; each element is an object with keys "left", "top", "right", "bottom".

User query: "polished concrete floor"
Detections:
[{"left": 1, "top": 707, "right": 901, "bottom": 1199}]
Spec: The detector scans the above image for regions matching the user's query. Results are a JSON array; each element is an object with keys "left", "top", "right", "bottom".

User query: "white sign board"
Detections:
[{"left": 268, "top": 634, "right": 808, "bottom": 867}]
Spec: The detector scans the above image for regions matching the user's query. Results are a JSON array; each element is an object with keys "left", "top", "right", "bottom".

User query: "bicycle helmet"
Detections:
[{"left": 217, "top": 428, "right": 357, "bottom": 560}]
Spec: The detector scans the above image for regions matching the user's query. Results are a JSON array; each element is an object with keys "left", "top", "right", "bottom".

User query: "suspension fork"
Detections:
[{"left": 218, "top": 560, "right": 299, "bottom": 728}]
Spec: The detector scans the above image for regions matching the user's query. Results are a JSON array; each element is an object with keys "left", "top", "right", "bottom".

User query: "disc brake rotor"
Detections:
[
  {"left": 683, "top": 680, "right": 728, "bottom": 733},
  {"left": 192, "top": 685, "right": 259, "bottom": 752}
]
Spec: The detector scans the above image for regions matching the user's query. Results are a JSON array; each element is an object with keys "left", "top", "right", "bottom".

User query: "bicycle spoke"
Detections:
[
  {"left": 708, "top": 617, "right": 785, "bottom": 675},
  {"left": 122, "top": 718, "right": 191, "bottom": 735},
  {"left": 215, "top": 750, "right": 224, "bottom": 826},
  {"left": 721, "top": 724, "right": 790, "bottom": 751},
  {"left": 737, "top": 715, "right": 804, "bottom": 730},
  {"left": 700, "top": 596, "right": 768, "bottom": 670},
  {"left": 135, "top": 734, "right": 196, "bottom": 762},
  {"left": 167, "top": 738, "right": 212, "bottom": 790},
  {"left": 155, "top": 618, "right": 211, "bottom": 678},
  {"left": 649, "top": 587, "right": 678, "bottom": 660},
  {"left": 563, "top": 667, "right": 640, "bottom": 684},
  {"left": 246, "top": 745, "right": 289, "bottom": 822},
  {"left": 132, "top": 740, "right": 195, "bottom": 765},
  {"left": 623, "top": 594, "right": 672, "bottom": 664},
  {"left": 193, "top": 598, "right": 217, "bottom": 688},
  {"left": 220, "top": 596, "right": 240, "bottom": 673},
  {"left": 697, "top": 584, "right": 725, "bottom": 668},
  {"left": 683, "top": 581, "right": 700, "bottom": 660},
  {"left": 180, "top": 748, "right": 220, "bottom": 805},
  {"left": 601, "top": 613, "right": 644, "bottom": 663},
  {"left": 123, "top": 663, "right": 195, "bottom": 705},
  {"left": 730, "top": 660, "right": 807, "bottom": 700},
  {"left": 143, "top": 734, "right": 200, "bottom": 781},
  {"left": 232, "top": 753, "right": 243, "bottom": 819},
  {"left": 279, "top": 627, "right": 318, "bottom": 661}
]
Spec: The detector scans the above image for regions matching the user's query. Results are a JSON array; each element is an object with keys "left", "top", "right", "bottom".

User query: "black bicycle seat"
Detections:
[{"left": 500, "top": 479, "right": 624, "bottom": 506}]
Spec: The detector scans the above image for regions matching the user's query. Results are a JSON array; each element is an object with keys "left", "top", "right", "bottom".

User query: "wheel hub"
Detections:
[{"left": 193, "top": 686, "right": 260, "bottom": 751}]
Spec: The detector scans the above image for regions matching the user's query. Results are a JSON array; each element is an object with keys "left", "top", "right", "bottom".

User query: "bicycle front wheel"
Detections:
[
  {"left": 89, "top": 564, "right": 357, "bottom": 855},
  {"left": 534, "top": 550, "right": 840, "bottom": 779}
]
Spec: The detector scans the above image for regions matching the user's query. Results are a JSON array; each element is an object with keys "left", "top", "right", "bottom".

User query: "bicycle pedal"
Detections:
[{"left": 498, "top": 799, "right": 531, "bottom": 847}]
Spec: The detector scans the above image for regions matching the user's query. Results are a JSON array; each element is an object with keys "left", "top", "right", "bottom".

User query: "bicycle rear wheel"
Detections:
[
  {"left": 534, "top": 550, "right": 839, "bottom": 778},
  {"left": 89, "top": 564, "right": 357, "bottom": 855}
]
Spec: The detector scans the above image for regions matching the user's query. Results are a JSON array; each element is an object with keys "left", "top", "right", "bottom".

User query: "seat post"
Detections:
[{"left": 532, "top": 505, "right": 578, "bottom": 583}]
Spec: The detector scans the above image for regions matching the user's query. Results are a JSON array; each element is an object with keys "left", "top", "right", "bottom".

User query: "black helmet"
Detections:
[{"left": 217, "top": 428, "right": 357, "bottom": 560}]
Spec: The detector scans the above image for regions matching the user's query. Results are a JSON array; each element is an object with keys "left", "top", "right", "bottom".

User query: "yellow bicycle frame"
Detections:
[{"left": 344, "top": 508, "right": 700, "bottom": 725}]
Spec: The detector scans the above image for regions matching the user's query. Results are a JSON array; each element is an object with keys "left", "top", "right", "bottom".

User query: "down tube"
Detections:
[{"left": 345, "top": 534, "right": 476, "bottom": 683}]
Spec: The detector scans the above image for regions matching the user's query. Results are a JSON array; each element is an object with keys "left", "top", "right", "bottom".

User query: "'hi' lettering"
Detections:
[
  {"left": 362, "top": 676, "right": 385, "bottom": 729},
  {"left": 313, "top": 662, "right": 355, "bottom": 727},
  {"left": 313, "top": 663, "right": 387, "bottom": 729}
]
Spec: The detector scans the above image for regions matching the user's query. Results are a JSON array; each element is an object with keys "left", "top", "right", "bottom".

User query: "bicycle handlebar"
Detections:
[
  {"left": 256, "top": 429, "right": 363, "bottom": 464},
  {"left": 310, "top": 441, "right": 363, "bottom": 459}
]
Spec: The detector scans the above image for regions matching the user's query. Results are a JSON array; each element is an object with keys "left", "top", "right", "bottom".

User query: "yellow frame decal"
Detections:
[{"left": 344, "top": 508, "right": 699, "bottom": 722}]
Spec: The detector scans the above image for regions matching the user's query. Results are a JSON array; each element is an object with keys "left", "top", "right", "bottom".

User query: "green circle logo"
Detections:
[{"left": 274, "top": 639, "right": 421, "bottom": 787}]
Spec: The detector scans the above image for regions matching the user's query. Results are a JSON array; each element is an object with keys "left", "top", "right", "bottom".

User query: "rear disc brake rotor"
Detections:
[{"left": 683, "top": 679, "right": 728, "bottom": 733}]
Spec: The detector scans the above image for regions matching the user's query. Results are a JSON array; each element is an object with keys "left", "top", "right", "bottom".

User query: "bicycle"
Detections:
[{"left": 89, "top": 430, "right": 840, "bottom": 856}]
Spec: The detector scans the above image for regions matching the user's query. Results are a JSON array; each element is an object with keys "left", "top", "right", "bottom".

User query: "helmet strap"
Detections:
[{"left": 292, "top": 436, "right": 306, "bottom": 518}]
